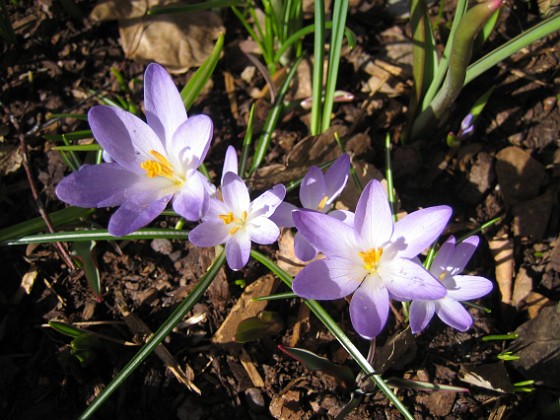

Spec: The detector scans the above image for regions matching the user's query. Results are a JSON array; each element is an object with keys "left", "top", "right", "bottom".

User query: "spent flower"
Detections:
[
  {"left": 409, "top": 235, "right": 493, "bottom": 333},
  {"left": 56, "top": 63, "right": 214, "bottom": 236},
  {"left": 189, "top": 171, "right": 286, "bottom": 270},
  {"left": 271, "top": 154, "right": 351, "bottom": 261},
  {"left": 292, "top": 179, "right": 451, "bottom": 339}
]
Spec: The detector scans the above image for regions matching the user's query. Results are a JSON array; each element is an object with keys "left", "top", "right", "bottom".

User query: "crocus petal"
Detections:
[
  {"left": 171, "top": 114, "right": 213, "bottom": 169},
  {"left": 349, "top": 275, "right": 390, "bottom": 339},
  {"left": 300, "top": 166, "right": 326, "bottom": 209},
  {"left": 222, "top": 145, "right": 239, "bottom": 183},
  {"left": 329, "top": 209, "right": 355, "bottom": 227},
  {"left": 294, "top": 232, "right": 317, "bottom": 261},
  {"left": 443, "top": 275, "right": 493, "bottom": 301},
  {"left": 446, "top": 236, "right": 480, "bottom": 276},
  {"left": 293, "top": 257, "right": 362, "bottom": 300},
  {"left": 248, "top": 217, "right": 280, "bottom": 245},
  {"left": 392, "top": 205, "right": 452, "bottom": 259},
  {"left": 172, "top": 171, "right": 208, "bottom": 221},
  {"left": 250, "top": 184, "right": 286, "bottom": 218},
  {"left": 409, "top": 300, "right": 436, "bottom": 334},
  {"left": 144, "top": 63, "right": 187, "bottom": 146},
  {"left": 225, "top": 231, "right": 251, "bottom": 270},
  {"left": 56, "top": 164, "right": 139, "bottom": 207},
  {"left": 436, "top": 299, "right": 473, "bottom": 331},
  {"left": 269, "top": 202, "right": 297, "bottom": 228},
  {"left": 379, "top": 258, "right": 447, "bottom": 301},
  {"left": 204, "top": 196, "right": 235, "bottom": 221},
  {"left": 354, "top": 180, "right": 393, "bottom": 250},
  {"left": 88, "top": 106, "right": 165, "bottom": 173},
  {"left": 108, "top": 195, "right": 171, "bottom": 236},
  {"left": 293, "top": 210, "right": 358, "bottom": 259},
  {"left": 221, "top": 172, "right": 250, "bottom": 213},
  {"left": 188, "top": 221, "right": 230, "bottom": 247},
  {"left": 324, "top": 154, "right": 350, "bottom": 204},
  {"left": 430, "top": 236, "right": 456, "bottom": 279}
]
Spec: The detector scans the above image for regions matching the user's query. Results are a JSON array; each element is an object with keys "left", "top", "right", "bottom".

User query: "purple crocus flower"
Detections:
[
  {"left": 292, "top": 179, "right": 451, "bottom": 339},
  {"left": 271, "top": 154, "right": 351, "bottom": 261},
  {"left": 189, "top": 171, "right": 286, "bottom": 270},
  {"left": 409, "top": 236, "right": 493, "bottom": 333},
  {"left": 56, "top": 63, "right": 214, "bottom": 236}
]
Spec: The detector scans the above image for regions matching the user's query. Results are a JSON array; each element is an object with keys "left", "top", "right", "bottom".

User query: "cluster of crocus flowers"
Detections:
[
  {"left": 271, "top": 154, "right": 351, "bottom": 261},
  {"left": 56, "top": 62, "right": 492, "bottom": 339},
  {"left": 291, "top": 180, "right": 454, "bottom": 339},
  {"left": 56, "top": 63, "right": 214, "bottom": 236}
]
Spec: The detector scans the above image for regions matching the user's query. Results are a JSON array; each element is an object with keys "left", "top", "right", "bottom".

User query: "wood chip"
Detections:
[{"left": 488, "top": 235, "right": 514, "bottom": 305}]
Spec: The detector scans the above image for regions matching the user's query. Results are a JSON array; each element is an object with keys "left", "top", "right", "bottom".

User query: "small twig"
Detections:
[{"left": 4, "top": 103, "right": 76, "bottom": 270}]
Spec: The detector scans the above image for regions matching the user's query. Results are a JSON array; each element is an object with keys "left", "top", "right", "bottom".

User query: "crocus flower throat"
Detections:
[
  {"left": 141, "top": 150, "right": 184, "bottom": 185},
  {"left": 359, "top": 247, "right": 383, "bottom": 272},
  {"left": 219, "top": 210, "right": 248, "bottom": 235}
]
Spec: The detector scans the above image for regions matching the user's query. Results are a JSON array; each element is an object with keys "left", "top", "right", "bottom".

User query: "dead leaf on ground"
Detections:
[
  {"left": 459, "top": 362, "right": 514, "bottom": 393},
  {"left": 495, "top": 146, "right": 546, "bottom": 207},
  {"left": 91, "top": 0, "right": 224, "bottom": 73},
  {"left": 512, "top": 189, "right": 554, "bottom": 240},
  {"left": 508, "top": 304, "right": 560, "bottom": 389},
  {"left": 212, "top": 274, "right": 280, "bottom": 344},
  {"left": 251, "top": 125, "right": 346, "bottom": 190},
  {"left": 488, "top": 235, "right": 514, "bottom": 305}
]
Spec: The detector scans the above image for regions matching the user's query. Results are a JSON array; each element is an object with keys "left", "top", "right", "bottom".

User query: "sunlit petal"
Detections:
[{"left": 349, "top": 276, "right": 390, "bottom": 339}]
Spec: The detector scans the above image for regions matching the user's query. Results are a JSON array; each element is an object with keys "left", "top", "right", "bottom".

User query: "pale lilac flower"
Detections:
[
  {"left": 271, "top": 154, "right": 351, "bottom": 261},
  {"left": 409, "top": 236, "right": 493, "bottom": 334},
  {"left": 189, "top": 172, "right": 286, "bottom": 270},
  {"left": 292, "top": 179, "right": 451, "bottom": 339},
  {"left": 56, "top": 63, "right": 214, "bottom": 236}
]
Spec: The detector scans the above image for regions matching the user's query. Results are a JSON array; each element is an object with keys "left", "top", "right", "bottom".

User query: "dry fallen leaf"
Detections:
[
  {"left": 212, "top": 274, "right": 279, "bottom": 344},
  {"left": 488, "top": 235, "right": 514, "bottom": 305},
  {"left": 91, "top": 0, "right": 224, "bottom": 73},
  {"left": 508, "top": 304, "right": 560, "bottom": 389},
  {"left": 459, "top": 362, "right": 514, "bottom": 393}
]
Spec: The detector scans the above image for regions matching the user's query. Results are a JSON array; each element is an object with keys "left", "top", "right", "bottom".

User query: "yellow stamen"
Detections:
[
  {"left": 317, "top": 195, "right": 329, "bottom": 210},
  {"left": 438, "top": 272, "right": 447, "bottom": 281},
  {"left": 219, "top": 210, "right": 248, "bottom": 236},
  {"left": 359, "top": 248, "right": 383, "bottom": 272},
  {"left": 140, "top": 150, "right": 182, "bottom": 184},
  {"left": 219, "top": 212, "right": 235, "bottom": 224}
]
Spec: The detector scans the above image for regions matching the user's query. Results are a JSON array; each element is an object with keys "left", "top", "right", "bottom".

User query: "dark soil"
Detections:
[{"left": 1, "top": 1, "right": 559, "bottom": 419}]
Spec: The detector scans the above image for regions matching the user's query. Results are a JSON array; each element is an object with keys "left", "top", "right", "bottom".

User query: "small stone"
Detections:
[
  {"left": 245, "top": 387, "right": 266, "bottom": 412},
  {"left": 150, "top": 238, "right": 173, "bottom": 255}
]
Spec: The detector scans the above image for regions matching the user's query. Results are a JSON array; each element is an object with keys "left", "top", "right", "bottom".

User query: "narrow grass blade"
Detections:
[
  {"left": 466, "top": 12, "right": 560, "bottom": 85},
  {"left": 71, "top": 240, "right": 102, "bottom": 301},
  {"left": 249, "top": 55, "right": 303, "bottom": 176},
  {"left": 79, "top": 249, "right": 226, "bottom": 419},
  {"left": 181, "top": 32, "right": 225, "bottom": 110},
  {"left": 5, "top": 228, "right": 190, "bottom": 245},
  {"left": 321, "top": 0, "right": 349, "bottom": 133},
  {"left": 0, "top": 207, "right": 93, "bottom": 243},
  {"left": 310, "top": 0, "right": 325, "bottom": 135}
]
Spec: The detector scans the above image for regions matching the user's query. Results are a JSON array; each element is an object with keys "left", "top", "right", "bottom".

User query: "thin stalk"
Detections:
[
  {"left": 249, "top": 55, "right": 303, "bottom": 176},
  {"left": 239, "top": 103, "right": 256, "bottom": 179},
  {"left": 250, "top": 250, "right": 414, "bottom": 420},
  {"left": 321, "top": 0, "right": 349, "bottom": 133},
  {"left": 79, "top": 249, "right": 226, "bottom": 419},
  {"left": 5, "top": 228, "right": 190, "bottom": 245},
  {"left": 310, "top": 0, "right": 325, "bottom": 135},
  {"left": 384, "top": 133, "right": 397, "bottom": 222},
  {"left": 465, "top": 12, "right": 560, "bottom": 85},
  {"left": 421, "top": 0, "right": 468, "bottom": 111}
]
